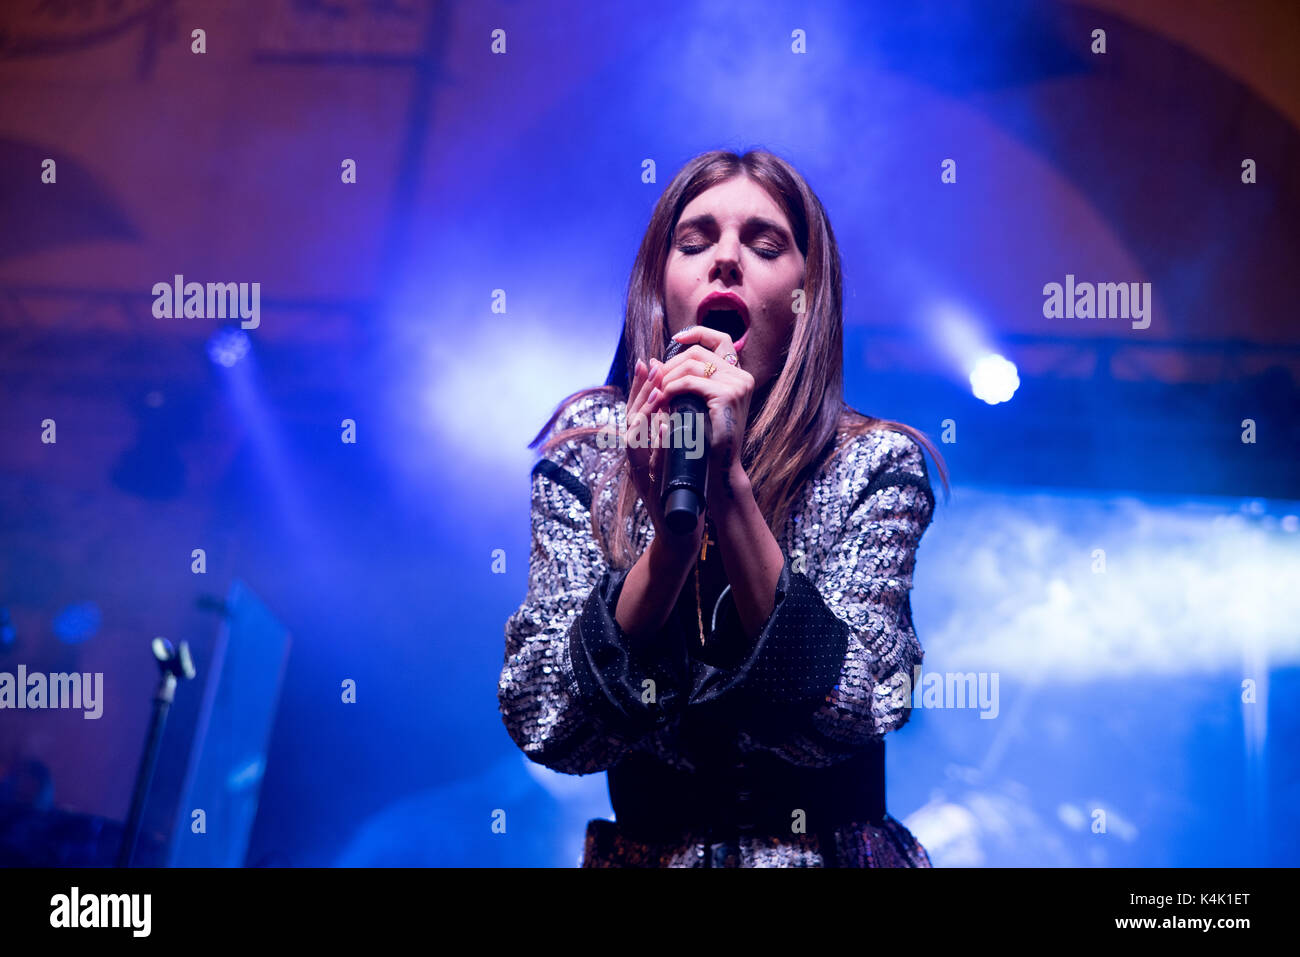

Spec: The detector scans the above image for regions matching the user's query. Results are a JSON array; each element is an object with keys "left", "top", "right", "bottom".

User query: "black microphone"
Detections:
[{"left": 660, "top": 338, "right": 709, "bottom": 534}]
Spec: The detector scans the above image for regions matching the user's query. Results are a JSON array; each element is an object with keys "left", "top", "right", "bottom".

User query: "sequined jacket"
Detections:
[{"left": 499, "top": 391, "right": 936, "bottom": 867}]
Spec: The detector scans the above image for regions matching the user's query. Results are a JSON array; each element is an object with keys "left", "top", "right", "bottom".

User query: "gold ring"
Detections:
[
  {"left": 703, "top": 362, "right": 717, "bottom": 378},
  {"left": 723, "top": 353, "right": 738, "bottom": 366}
]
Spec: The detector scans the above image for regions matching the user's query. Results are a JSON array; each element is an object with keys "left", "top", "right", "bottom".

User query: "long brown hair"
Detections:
[{"left": 529, "top": 148, "right": 950, "bottom": 569}]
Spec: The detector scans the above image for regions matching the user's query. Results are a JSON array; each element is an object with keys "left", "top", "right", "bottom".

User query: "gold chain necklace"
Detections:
[{"left": 693, "top": 515, "right": 716, "bottom": 647}]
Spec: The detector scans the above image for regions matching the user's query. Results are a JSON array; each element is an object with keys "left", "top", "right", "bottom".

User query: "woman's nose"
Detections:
[{"left": 712, "top": 243, "right": 741, "bottom": 279}]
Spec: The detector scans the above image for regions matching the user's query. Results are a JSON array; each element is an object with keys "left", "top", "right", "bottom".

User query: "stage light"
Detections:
[
  {"left": 0, "top": 607, "right": 15, "bottom": 650},
  {"left": 207, "top": 327, "right": 251, "bottom": 368},
  {"left": 970, "top": 353, "right": 1019, "bottom": 405},
  {"left": 53, "top": 602, "right": 101, "bottom": 644}
]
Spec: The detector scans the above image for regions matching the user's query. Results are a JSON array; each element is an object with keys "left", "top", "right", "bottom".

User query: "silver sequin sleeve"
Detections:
[
  {"left": 733, "top": 430, "right": 936, "bottom": 767},
  {"left": 498, "top": 398, "right": 650, "bottom": 775}
]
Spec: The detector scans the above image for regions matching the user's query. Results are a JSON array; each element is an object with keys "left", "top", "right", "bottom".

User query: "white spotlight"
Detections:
[{"left": 970, "top": 353, "right": 1019, "bottom": 405}]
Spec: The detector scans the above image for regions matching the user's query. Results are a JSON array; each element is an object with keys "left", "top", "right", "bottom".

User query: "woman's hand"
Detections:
[
  {"left": 629, "top": 331, "right": 781, "bottom": 644},
  {"left": 645, "top": 325, "right": 756, "bottom": 508},
  {"left": 626, "top": 356, "right": 704, "bottom": 560},
  {"left": 614, "top": 357, "right": 705, "bottom": 643}
]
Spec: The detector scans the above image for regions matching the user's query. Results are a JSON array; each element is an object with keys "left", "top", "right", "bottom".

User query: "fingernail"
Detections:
[{"left": 648, "top": 388, "right": 660, "bottom": 405}]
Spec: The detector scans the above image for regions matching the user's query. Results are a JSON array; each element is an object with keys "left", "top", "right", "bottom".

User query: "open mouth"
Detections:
[
  {"left": 700, "top": 308, "right": 746, "bottom": 342},
  {"left": 696, "top": 293, "right": 750, "bottom": 350}
]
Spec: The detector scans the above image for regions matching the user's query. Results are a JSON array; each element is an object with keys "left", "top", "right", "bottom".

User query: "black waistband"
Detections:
[{"left": 607, "top": 737, "right": 887, "bottom": 844}]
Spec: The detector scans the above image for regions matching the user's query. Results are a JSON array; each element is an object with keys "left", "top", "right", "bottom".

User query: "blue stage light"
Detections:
[
  {"left": 53, "top": 602, "right": 101, "bottom": 644},
  {"left": 207, "top": 327, "right": 251, "bottom": 368}
]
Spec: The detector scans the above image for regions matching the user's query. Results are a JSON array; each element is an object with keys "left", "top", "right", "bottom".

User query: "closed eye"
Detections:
[{"left": 678, "top": 243, "right": 781, "bottom": 260}]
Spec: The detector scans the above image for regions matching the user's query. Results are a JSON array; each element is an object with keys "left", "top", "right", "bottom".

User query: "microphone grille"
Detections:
[{"left": 663, "top": 337, "right": 687, "bottom": 362}]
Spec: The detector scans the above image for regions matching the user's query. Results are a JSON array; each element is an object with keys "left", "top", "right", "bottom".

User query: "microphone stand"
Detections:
[{"left": 117, "top": 637, "right": 196, "bottom": 868}]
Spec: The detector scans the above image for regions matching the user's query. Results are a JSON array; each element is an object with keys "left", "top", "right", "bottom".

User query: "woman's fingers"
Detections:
[
  {"left": 670, "top": 325, "right": 739, "bottom": 365},
  {"left": 654, "top": 346, "right": 738, "bottom": 390},
  {"left": 657, "top": 344, "right": 720, "bottom": 379},
  {"left": 629, "top": 358, "right": 661, "bottom": 419},
  {"left": 626, "top": 358, "right": 663, "bottom": 480},
  {"left": 626, "top": 361, "right": 651, "bottom": 448},
  {"left": 628, "top": 359, "right": 648, "bottom": 415},
  {"left": 653, "top": 374, "right": 724, "bottom": 405},
  {"left": 645, "top": 362, "right": 740, "bottom": 413}
]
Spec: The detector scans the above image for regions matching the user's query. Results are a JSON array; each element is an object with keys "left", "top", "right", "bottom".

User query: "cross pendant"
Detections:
[{"left": 700, "top": 526, "right": 716, "bottom": 561}]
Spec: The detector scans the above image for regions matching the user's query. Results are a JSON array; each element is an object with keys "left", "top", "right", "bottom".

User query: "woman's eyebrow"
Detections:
[{"left": 675, "top": 214, "right": 790, "bottom": 241}]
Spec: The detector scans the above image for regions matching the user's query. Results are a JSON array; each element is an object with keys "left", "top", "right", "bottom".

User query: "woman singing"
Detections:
[{"left": 499, "top": 148, "right": 950, "bottom": 867}]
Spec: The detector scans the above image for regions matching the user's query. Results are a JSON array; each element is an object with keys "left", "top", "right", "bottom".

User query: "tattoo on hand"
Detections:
[{"left": 721, "top": 407, "right": 737, "bottom": 499}]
